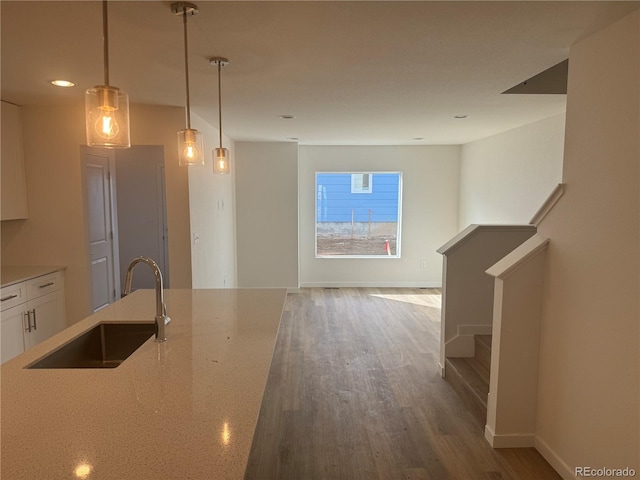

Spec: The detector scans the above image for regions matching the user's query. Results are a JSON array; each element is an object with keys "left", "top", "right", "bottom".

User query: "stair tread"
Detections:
[{"left": 447, "top": 357, "right": 489, "bottom": 406}]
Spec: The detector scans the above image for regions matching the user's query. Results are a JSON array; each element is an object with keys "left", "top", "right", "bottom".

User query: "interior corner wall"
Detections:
[
  {"left": 187, "top": 112, "right": 237, "bottom": 288},
  {"left": 535, "top": 10, "right": 639, "bottom": 475},
  {"left": 234, "top": 142, "right": 298, "bottom": 288},
  {"left": 299, "top": 145, "right": 460, "bottom": 287},
  {"left": 458, "top": 114, "right": 565, "bottom": 229}
]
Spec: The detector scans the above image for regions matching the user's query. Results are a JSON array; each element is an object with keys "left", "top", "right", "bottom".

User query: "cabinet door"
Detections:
[
  {"left": 26, "top": 290, "right": 65, "bottom": 349},
  {"left": 0, "top": 101, "right": 28, "bottom": 220},
  {"left": 1, "top": 304, "right": 27, "bottom": 363}
]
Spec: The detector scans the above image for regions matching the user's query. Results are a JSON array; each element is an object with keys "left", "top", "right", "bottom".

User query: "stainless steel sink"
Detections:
[{"left": 27, "top": 322, "right": 156, "bottom": 369}]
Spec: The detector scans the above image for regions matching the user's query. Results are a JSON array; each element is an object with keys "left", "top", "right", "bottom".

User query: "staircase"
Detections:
[{"left": 445, "top": 334, "right": 492, "bottom": 427}]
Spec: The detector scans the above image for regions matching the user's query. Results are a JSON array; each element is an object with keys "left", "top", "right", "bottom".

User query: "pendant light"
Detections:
[
  {"left": 172, "top": 2, "right": 204, "bottom": 166},
  {"left": 209, "top": 57, "right": 230, "bottom": 174},
  {"left": 85, "top": 0, "right": 131, "bottom": 148}
]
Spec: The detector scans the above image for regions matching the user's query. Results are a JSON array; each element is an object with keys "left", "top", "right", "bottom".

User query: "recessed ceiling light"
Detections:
[
  {"left": 287, "top": 137, "right": 299, "bottom": 141},
  {"left": 50, "top": 79, "right": 76, "bottom": 88},
  {"left": 454, "top": 115, "right": 469, "bottom": 119},
  {"left": 278, "top": 115, "right": 296, "bottom": 120},
  {"left": 413, "top": 137, "right": 424, "bottom": 141}
]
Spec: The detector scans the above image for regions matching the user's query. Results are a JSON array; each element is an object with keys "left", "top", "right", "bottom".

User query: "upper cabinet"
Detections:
[{"left": 1, "top": 101, "right": 28, "bottom": 220}]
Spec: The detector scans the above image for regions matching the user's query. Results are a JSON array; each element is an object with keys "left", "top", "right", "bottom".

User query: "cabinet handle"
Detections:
[
  {"left": 24, "top": 311, "right": 32, "bottom": 333},
  {"left": 39, "top": 282, "right": 55, "bottom": 289},
  {"left": 1, "top": 294, "right": 18, "bottom": 302},
  {"left": 32, "top": 309, "right": 37, "bottom": 330}
]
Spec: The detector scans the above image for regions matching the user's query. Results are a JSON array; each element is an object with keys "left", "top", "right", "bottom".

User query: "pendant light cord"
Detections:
[
  {"left": 182, "top": 7, "right": 192, "bottom": 129},
  {"left": 218, "top": 62, "right": 223, "bottom": 148},
  {"left": 102, "top": 0, "right": 110, "bottom": 86}
]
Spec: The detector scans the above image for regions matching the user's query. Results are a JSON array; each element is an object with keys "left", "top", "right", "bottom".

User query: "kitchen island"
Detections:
[{"left": 1, "top": 288, "right": 287, "bottom": 480}]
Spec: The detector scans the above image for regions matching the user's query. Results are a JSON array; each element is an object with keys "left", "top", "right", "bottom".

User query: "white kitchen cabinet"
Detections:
[
  {"left": 1, "top": 270, "right": 66, "bottom": 363},
  {"left": 24, "top": 291, "right": 65, "bottom": 349},
  {"left": 0, "top": 101, "right": 28, "bottom": 220},
  {"left": 1, "top": 304, "right": 27, "bottom": 363}
]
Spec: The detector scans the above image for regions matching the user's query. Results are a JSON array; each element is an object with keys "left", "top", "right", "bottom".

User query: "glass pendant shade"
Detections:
[
  {"left": 213, "top": 147, "right": 230, "bottom": 174},
  {"left": 178, "top": 128, "right": 204, "bottom": 166},
  {"left": 85, "top": 85, "right": 130, "bottom": 148}
]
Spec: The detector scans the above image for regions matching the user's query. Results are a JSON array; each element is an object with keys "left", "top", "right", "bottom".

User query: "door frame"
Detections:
[{"left": 156, "top": 163, "right": 170, "bottom": 287}]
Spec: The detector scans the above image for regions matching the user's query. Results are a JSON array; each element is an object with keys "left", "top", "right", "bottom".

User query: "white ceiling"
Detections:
[{"left": 2, "top": 1, "right": 638, "bottom": 145}]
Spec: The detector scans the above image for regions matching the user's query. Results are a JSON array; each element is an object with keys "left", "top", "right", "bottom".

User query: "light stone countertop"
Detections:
[
  {"left": 1, "top": 265, "right": 66, "bottom": 287},
  {"left": 1, "top": 288, "right": 287, "bottom": 480}
]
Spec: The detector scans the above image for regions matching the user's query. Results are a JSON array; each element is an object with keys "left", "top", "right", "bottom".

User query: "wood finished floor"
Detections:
[{"left": 245, "top": 288, "right": 560, "bottom": 480}]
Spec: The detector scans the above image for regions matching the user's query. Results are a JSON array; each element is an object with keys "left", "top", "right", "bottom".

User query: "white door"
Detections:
[{"left": 82, "top": 148, "right": 120, "bottom": 312}]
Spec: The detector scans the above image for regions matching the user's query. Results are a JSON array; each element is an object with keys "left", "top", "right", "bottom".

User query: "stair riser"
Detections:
[{"left": 474, "top": 335, "right": 492, "bottom": 374}]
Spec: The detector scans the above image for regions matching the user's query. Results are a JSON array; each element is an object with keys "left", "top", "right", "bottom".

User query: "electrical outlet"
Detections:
[{"left": 420, "top": 260, "right": 428, "bottom": 269}]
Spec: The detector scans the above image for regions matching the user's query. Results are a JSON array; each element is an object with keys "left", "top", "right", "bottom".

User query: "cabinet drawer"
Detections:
[
  {"left": 0, "top": 282, "right": 26, "bottom": 312},
  {"left": 26, "top": 271, "right": 61, "bottom": 300}
]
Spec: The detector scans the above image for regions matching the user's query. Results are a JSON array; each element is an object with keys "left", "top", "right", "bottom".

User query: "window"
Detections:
[
  {"left": 351, "top": 173, "right": 372, "bottom": 193},
  {"left": 315, "top": 172, "right": 402, "bottom": 258}
]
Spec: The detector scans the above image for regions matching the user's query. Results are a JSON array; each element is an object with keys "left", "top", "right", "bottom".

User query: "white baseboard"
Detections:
[
  {"left": 484, "top": 425, "right": 535, "bottom": 447},
  {"left": 445, "top": 325, "right": 493, "bottom": 358},
  {"left": 458, "top": 324, "right": 493, "bottom": 336},
  {"left": 483, "top": 427, "right": 575, "bottom": 479},
  {"left": 298, "top": 281, "right": 442, "bottom": 288},
  {"left": 534, "top": 436, "right": 576, "bottom": 480}
]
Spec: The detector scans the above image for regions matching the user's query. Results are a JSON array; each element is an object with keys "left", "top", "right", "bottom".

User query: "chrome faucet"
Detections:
[{"left": 123, "top": 256, "right": 170, "bottom": 342}]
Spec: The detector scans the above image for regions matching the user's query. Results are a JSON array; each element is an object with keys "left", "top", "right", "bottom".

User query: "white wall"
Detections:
[
  {"left": 299, "top": 146, "right": 460, "bottom": 287},
  {"left": 459, "top": 114, "right": 565, "bottom": 229},
  {"left": 188, "top": 112, "right": 237, "bottom": 288},
  {"left": 235, "top": 142, "right": 299, "bottom": 288},
  {"left": 536, "top": 11, "right": 639, "bottom": 476}
]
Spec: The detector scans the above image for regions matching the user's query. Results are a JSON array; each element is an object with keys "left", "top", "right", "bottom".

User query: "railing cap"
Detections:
[
  {"left": 437, "top": 224, "right": 537, "bottom": 255},
  {"left": 485, "top": 234, "right": 550, "bottom": 279}
]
